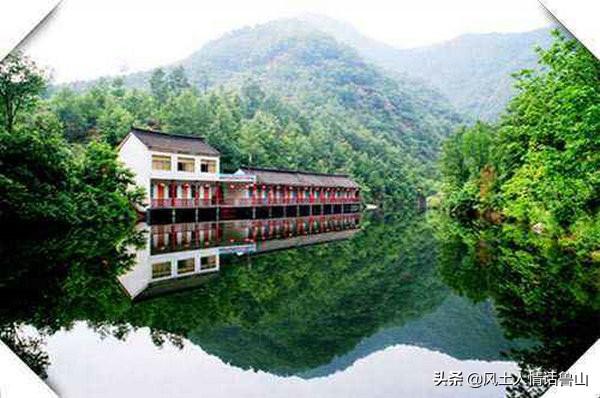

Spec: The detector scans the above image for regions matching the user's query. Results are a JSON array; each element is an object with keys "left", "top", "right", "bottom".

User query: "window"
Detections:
[
  {"left": 177, "top": 258, "right": 195, "bottom": 274},
  {"left": 177, "top": 157, "right": 195, "bottom": 172},
  {"left": 201, "top": 255, "right": 217, "bottom": 270},
  {"left": 200, "top": 159, "right": 217, "bottom": 173},
  {"left": 151, "top": 261, "right": 171, "bottom": 279},
  {"left": 152, "top": 155, "right": 171, "bottom": 171}
]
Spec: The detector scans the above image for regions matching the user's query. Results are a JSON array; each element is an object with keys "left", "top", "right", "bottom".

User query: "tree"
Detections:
[
  {"left": 160, "top": 89, "right": 204, "bottom": 134},
  {"left": 97, "top": 102, "right": 134, "bottom": 146},
  {"left": 149, "top": 68, "right": 168, "bottom": 104},
  {"left": 238, "top": 111, "right": 279, "bottom": 166},
  {"left": 0, "top": 52, "right": 45, "bottom": 132},
  {"left": 240, "top": 80, "right": 265, "bottom": 118},
  {"left": 166, "top": 66, "right": 190, "bottom": 95},
  {"left": 436, "top": 32, "right": 600, "bottom": 396}
]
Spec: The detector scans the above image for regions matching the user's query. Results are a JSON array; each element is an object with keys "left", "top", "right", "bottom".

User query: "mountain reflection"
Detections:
[{"left": 1, "top": 212, "right": 547, "bottom": 394}]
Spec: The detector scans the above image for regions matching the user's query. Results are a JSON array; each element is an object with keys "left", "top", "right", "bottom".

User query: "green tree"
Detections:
[
  {"left": 166, "top": 66, "right": 190, "bottom": 95},
  {"left": 97, "top": 102, "right": 134, "bottom": 146},
  {"left": 436, "top": 31, "right": 600, "bottom": 397},
  {"left": 149, "top": 68, "right": 168, "bottom": 104},
  {"left": 238, "top": 110, "right": 279, "bottom": 166},
  {"left": 0, "top": 52, "right": 46, "bottom": 132}
]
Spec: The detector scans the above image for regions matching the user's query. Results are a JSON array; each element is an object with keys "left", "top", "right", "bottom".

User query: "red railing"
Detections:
[
  {"left": 151, "top": 198, "right": 215, "bottom": 208},
  {"left": 152, "top": 196, "right": 360, "bottom": 208},
  {"left": 151, "top": 199, "right": 171, "bottom": 208},
  {"left": 219, "top": 197, "right": 360, "bottom": 206}
]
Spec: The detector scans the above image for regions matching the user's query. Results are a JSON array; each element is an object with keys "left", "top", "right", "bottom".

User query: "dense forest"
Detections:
[
  {"left": 3, "top": 17, "right": 562, "bottom": 222},
  {"left": 264, "top": 15, "right": 555, "bottom": 121},
  {"left": 55, "top": 21, "right": 462, "bottom": 209},
  {"left": 436, "top": 31, "right": 600, "bottom": 396},
  {"left": 0, "top": 53, "right": 142, "bottom": 226}
]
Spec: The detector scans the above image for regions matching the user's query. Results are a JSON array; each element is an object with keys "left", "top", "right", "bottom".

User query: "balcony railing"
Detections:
[
  {"left": 151, "top": 198, "right": 215, "bottom": 208},
  {"left": 151, "top": 197, "right": 360, "bottom": 209},
  {"left": 218, "top": 173, "right": 256, "bottom": 183},
  {"left": 219, "top": 197, "right": 360, "bottom": 206}
]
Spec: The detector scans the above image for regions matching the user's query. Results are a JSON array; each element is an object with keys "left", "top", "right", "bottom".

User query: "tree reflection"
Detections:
[
  {"left": 433, "top": 213, "right": 600, "bottom": 397},
  {"left": 143, "top": 215, "right": 447, "bottom": 375},
  {"left": 0, "top": 223, "right": 144, "bottom": 377},
  {"left": 0, "top": 213, "right": 540, "bottom": 383},
  {"left": 0, "top": 215, "right": 451, "bottom": 378}
]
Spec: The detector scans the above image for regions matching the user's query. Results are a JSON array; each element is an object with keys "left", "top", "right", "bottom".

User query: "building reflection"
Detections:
[{"left": 119, "top": 213, "right": 361, "bottom": 300}]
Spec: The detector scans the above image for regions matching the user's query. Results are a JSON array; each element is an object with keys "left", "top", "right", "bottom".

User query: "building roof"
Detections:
[
  {"left": 239, "top": 166, "right": 359, "bottom": 188},
  {"left": 128, "top": 127, "right": 220, "bottom": 157}
]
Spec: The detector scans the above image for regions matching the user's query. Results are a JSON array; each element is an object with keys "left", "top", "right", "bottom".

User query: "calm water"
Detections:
[{"left": 1, "top": 212, "right": 591, "bottom": 398}]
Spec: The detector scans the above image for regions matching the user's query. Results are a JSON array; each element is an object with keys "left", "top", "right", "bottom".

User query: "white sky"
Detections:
[{"left": 19, "top": 0, "right": 551, "bottom": 83}]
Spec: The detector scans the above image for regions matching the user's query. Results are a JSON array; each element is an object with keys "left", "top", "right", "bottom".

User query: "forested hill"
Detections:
[
  {"left": 379, "top": 29, "right": 555, "bottom": 121},
  {"left": 286, "top": 15, "right": 555, "bottom": 121},
  {"left": 56, "top": 19, "right": 462, "bottom": 207},
  {"left": 177, "top": 19, "right": 461, "bottom": 161}
]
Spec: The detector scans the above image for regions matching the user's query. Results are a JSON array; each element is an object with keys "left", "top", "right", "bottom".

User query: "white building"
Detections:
[
  {"left": 118, "top": 127, "right": 224, "bottom": 210},
  {"left": 118, "top": 127, "right": 359, "bottom": 213}
]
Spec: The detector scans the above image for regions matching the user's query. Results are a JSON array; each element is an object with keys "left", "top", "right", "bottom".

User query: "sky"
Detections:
[{"left": 19, "top": 0, "right": 551, "bottom": 83}]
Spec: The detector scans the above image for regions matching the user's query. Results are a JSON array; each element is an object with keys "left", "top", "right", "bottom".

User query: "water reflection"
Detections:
[
  {"left": 433, "top": 214, "right": 600, "bottom": 397},
  {"left": 0, "top": 213, "right": 540, "bottom": 397},
  {"left": 120, "top": 214, "right": 361, "bottom": 300}
]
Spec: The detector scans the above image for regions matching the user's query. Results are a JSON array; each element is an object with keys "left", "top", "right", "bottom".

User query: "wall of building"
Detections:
[
  {"left": 149, "top": 150, "right": 220, "bottom": 182},
  {"left": 118, "top": 134, "right": 152, "bottom": 208}
]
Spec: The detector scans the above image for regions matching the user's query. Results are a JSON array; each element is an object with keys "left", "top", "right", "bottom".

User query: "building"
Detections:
[
  {"left": 118, "top": 128, "right": 360, "bottom": 218},
  {"left": 223, "top": 166, "right": 361, "bottom": 207}
]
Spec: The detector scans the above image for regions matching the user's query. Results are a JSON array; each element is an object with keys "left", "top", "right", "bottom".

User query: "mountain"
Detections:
[
  {"left": 294, "top": 14, "right": 555, "bottom": 121},
  {"left": 53, "top": 16, "right": 560, "bottom": 206},
  {"left": 175, "top": 18, "right": 462, "bottom": 163},
  {"left": 375, "top": 29, "right": 555, "bottom": 121},
  {"left": 58, "top": 17, "right": 465, "bottom": 206}
]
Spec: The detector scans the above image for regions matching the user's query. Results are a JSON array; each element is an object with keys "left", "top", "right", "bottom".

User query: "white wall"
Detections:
[
  {"left": 118, "top": 246, "right": 221, "bottom": 299},
  {"left": 118, "top": 133, "right": 222, "bottom": 208},
  {"left": 118, "top": 133, "right": 151, "bottom": 208},
  {"left": 149, "top": 151, "right": 220, "bottom": 182}
]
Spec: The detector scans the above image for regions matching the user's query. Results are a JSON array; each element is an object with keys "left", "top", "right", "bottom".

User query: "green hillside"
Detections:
[
  {"left": 382, "top": 29, "right": 555, "bottom": 121},
  {"left": 179, "top": 20, "right": 461, "bottom": 163},
  {"left": 52, "top": 20, "right": 462, "bottom": 208},
  {"left": 289, "top": 15, "right": 555, "bottom": 121}
]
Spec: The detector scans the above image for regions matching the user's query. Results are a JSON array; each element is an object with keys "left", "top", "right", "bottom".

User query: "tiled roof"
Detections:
[
  {"left": 129, "top": 127, "right": 220, "bottom": 156},
  {"left": 239, "top": 166, "right": 359, "bottom": 188}
]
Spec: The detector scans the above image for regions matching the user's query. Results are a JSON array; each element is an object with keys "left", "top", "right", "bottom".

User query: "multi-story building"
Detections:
[
  {"left": 118, "top": 128, "right": 360, "bottom": 219},
  {"left": 118, "top": 127, "right": 230, "bottom": 210}
]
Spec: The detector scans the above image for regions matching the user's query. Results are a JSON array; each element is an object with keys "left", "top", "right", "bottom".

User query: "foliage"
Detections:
[
  {"left": 51, "top": 22, "right": 463, "bottom": 209},
  {"left": 0, "top": 52, "right": 46, "bottom": 132},
  {"left": 0, "top": 53, "right": 141, "bottom": 226},
  {"left": 439, "top": 122, "right": 496, "bottom": 219},
  {"left": 439, "top": 30, "right": 600, "bottom": 248},
  {"left": 0, "top": 122, "right": 141, "bottom": 225},
  {"left": 0, "top": 323, "right": 49, "bottom": 378},
  {"left": 436, "top": 31, "right": 600, "bottom": 397},
  {"left": 372, "top": 27, "right": 555, "bottom": 121}
]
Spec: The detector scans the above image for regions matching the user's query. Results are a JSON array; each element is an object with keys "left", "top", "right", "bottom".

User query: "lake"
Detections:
[{"left": 0, "top": 212, "right": 590, "bottom": 398}]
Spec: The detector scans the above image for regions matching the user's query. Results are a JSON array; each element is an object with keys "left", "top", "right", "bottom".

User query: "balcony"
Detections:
[
  {"left": 151, "top": 198, "right": 215, "bottom": 208},
  {"left": 219, "top": 197, "right": 360, "bottom": 207},
  {"left": 151, "top": 196, "right": 360, "bottom": 209}
]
